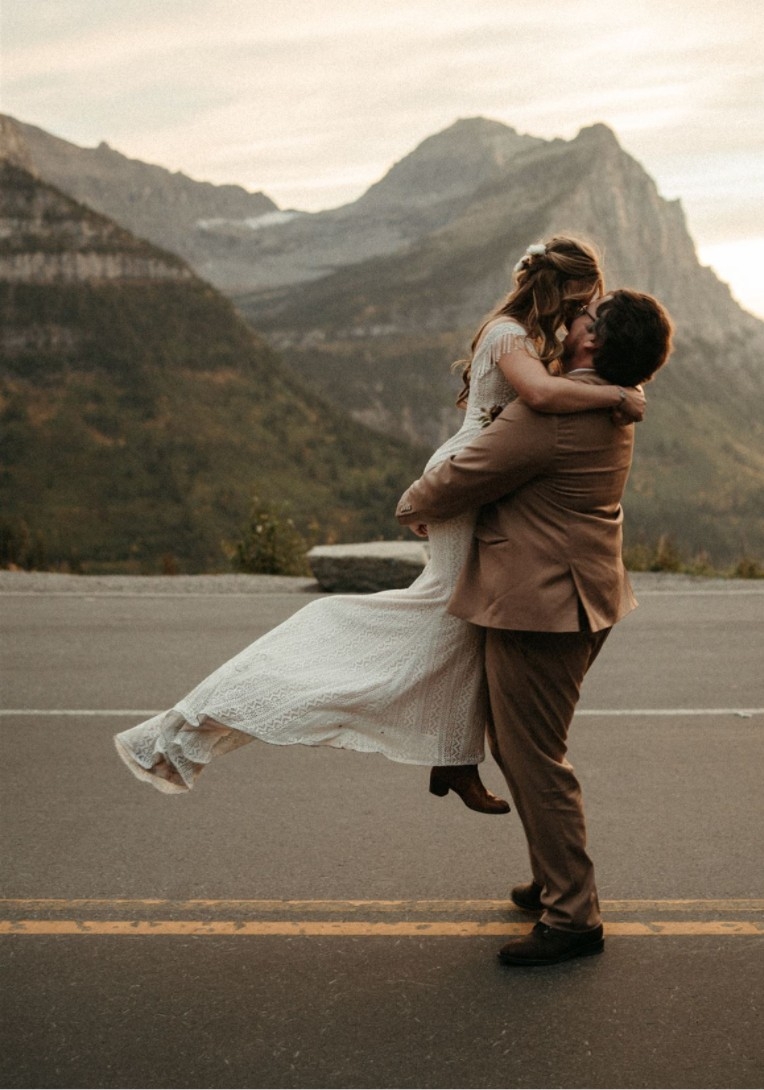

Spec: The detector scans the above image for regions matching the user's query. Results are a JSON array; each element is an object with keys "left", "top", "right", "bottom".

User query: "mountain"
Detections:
[
  {"left": 0, "top": 114, "right": 277, "bottom": 285},
  {"left": 0, "top": 160, "right": 426, "bottom": 572},
  {"left": 4, "top": 114, "right": 763, "bottom": 565},
  {"left": 159, "top": 117, "right": 546, "bottom": 293},
  {"left": 239, "top": 123, "right": 753, "bottom": 342},
  {"left": 1, "top": 114, "right": 545, "bottom": 294},
  {"left": 232, "top": 121, "right": 764, "bottom": 565}
]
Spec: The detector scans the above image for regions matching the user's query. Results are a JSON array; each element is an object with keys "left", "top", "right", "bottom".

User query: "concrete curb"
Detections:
[{"left": 0, "top": 571, "right": 760, "bottom": 596}]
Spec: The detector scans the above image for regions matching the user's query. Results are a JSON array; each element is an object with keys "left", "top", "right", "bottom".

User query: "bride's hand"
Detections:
[
  {"left": 612, "top": 385, "right": 645, "bottom": 426},
  {"left": 410, "top": 523, "right": 429, "bottom": 539}
]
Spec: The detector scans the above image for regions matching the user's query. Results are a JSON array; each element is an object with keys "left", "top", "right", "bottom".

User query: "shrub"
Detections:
[
  {"left": 732, "top": 556, "right": 763, "bottom": 579},
  {"left": 624, "top": 536, "right": 762, "bottom": 578},
  {"left": 0, "top": 517, "right": 46, "bottom": 570},
  {"left": 230, "top": 496, "right": 310, "bottom": 576},
  {"left": 650, "top": 534, "right": 683, "bottom": 572}
]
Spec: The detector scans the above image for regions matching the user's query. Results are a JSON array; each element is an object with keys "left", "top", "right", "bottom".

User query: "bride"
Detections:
[{"left": 115, "top": 236, "right": 644, "bottom": 811}]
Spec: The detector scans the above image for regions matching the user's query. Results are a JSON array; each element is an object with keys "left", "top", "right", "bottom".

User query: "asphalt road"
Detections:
[{"left": 1, "top": 574, "right": 763, "bottom": 1089}]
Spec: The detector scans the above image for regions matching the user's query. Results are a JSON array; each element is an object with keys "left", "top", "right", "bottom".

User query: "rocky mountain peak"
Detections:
[
  {"left": 435, "top": 115, "right": 531, "bottom": 145},
  {"left": 355, "top": 115, "right": 544, "bottom": 212},
  {"left": 573, "top": 122, "right": 621, "bottom": 147},
  {"left": 0, "top": 113, "right": 277, "bottom": 269}
]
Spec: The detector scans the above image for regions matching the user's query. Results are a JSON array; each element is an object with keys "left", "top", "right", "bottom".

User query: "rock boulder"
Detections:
[{"left": 307, "top": 541, "right": 429, "bottom": 593}]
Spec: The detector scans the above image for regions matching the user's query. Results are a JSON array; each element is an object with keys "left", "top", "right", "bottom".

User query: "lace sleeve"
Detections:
[
  {"left": 472, "top": 321, "right": 536, "bottom": 378},
  {"left": 485, "top": 325, "right": 538, "bottom": 365}
]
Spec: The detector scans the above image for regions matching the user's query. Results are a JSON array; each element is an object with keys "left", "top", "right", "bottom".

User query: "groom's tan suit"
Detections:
[{"left": 396, "top": 373, "right": 637, "bottom": 931}]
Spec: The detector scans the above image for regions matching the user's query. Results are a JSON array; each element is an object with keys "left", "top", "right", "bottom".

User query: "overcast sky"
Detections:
[{"left": 3, "top": 0, "right": 763, "bottom": 316}]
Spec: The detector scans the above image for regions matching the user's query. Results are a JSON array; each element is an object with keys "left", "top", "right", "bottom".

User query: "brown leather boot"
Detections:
[{"left": 429, "top": 765, "right": 510, "bottom": 814}]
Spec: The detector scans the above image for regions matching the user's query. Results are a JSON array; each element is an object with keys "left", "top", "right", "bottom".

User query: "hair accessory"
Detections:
[{"left": 513, "top": 242, "right": 547, "bottom": 272}]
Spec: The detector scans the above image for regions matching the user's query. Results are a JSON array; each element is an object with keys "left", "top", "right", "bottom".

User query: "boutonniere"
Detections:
[{"left": 479, "top": 404, "right": 506, "bottom": 428}]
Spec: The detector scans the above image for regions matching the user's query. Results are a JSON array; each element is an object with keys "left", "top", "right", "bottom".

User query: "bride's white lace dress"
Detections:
[{"left": 114, "top": 322, "right": 523, "bottom": 792}]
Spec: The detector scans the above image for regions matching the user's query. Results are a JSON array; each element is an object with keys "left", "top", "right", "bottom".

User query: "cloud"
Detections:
[{"left": 3, "top": 0, "right": 763, "bottom": 310}]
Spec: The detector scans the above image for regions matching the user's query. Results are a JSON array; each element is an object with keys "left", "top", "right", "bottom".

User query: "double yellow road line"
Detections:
[{"left": 1, "top": 898, "right": 762, "bottom": 937}]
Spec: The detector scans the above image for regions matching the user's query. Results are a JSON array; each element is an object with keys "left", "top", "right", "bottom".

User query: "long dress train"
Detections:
[{"left": 114, "top": 322, "right": 522, "bottom": 792}]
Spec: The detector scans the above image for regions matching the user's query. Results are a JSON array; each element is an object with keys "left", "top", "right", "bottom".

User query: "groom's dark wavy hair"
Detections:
[{"left": 593, "top": 290, "right": 673, "bottom": 386}]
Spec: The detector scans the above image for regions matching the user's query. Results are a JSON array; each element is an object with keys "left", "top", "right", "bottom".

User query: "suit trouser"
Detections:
[{"left": 484, "top": 626, "right": 610, "bottom": 932}]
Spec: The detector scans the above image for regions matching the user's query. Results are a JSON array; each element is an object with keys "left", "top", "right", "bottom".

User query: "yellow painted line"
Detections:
[
  {"left": 2, "top": 898, "right": 762, "bottom": 913},
  {"left": 0, "top": 920, "right": 528, "bottom": 936},
  {"left": 1, "top": 919, "right": 762, "bottom": 936},
  {"left": 3, "top": 898, "right": 762, "bottom": 938},
  {"left": 620, "top": 922, "right": 764, "bottom": 936}
]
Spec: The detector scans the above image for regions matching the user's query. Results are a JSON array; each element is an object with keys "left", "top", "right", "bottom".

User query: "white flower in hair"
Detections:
[{"left": 513, "top": 242, "right": 547, "bottom": 272}]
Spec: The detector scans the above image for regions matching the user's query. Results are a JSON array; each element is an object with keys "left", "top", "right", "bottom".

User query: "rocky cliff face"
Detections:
[
  {"left": 199, "top": 119, "right": 751, "bottom": 354},
  {"left": 355, "top": 117, "right": 544, "bottom": 212},
  {"left": 185, "top": 118, "right": 547, "bottom": 291},
  {"left": 541, "top": 125, "right": 746, "bottom": 338},
  {"left": 238, "top": 120, "right": 763, "bottom": 365},
  {"left": 0, "top": 114, "right": 276, "bottom": 273},
  {"left": 0, "top": 160, "right": 192, "bottom": 283}
]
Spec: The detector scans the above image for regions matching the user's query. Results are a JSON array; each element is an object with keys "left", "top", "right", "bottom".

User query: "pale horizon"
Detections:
[{"left": 3, "top": 0, "right": 763, "bottom": 317}]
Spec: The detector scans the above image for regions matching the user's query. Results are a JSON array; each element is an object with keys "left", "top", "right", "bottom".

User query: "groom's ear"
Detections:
[{"left": 580, "top": 334, "right": 602, "bottom": 364}]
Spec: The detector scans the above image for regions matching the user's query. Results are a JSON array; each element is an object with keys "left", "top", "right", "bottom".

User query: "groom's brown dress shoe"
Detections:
[
  {"left": 498, "top": 922, "right": 604, "bottom": 966},
  {"left": 511, "top": 881, "right": 543, "bottom": 913}
]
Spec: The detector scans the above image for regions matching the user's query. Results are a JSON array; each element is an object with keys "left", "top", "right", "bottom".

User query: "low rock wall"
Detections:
[{"left": 307, "top": 541, "right": 430, "bottom": 593}]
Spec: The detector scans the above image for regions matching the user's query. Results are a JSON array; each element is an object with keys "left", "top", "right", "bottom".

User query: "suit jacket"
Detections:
[{"left": 395, "top": 373, "right": 637, "bottom": 633}]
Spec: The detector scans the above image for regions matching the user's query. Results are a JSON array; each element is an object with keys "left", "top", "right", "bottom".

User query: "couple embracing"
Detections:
[{"left": 115, "top": 236, "right": 673, "bottom": 967}]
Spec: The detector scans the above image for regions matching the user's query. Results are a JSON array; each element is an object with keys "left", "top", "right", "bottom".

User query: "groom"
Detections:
[{"left": 396, "top": 290, "right": 673, "bottom": 966}]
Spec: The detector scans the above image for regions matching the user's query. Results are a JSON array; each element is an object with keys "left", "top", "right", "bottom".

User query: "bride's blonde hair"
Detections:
[{"left": 456, "top": 235, "right": 604, "bottom": 406}]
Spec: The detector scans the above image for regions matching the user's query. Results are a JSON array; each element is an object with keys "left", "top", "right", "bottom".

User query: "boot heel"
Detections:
[
  {"left": 428, "top": 765, "right": 510, "bottom": 814},
  {"left": 429, "top": 770, "right": 450, "bottom": 797}
]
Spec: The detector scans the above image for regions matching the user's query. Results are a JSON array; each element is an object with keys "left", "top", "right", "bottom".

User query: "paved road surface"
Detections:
[{"left": 1, "top": 574, "right": 763, "bottom": 1089}]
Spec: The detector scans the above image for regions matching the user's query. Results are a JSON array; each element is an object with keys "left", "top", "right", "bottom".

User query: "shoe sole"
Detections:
[
  {"left": 498, "top": 941, "right": 604, "bottom": 966},
  {"left": 430, "top": 786, "right": 510, "bottom": 814},
  {"left": 510, "top": 897, "right": 543, "bottom": 914}
]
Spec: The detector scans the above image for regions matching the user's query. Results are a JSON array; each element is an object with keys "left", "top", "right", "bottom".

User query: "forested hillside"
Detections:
[{"left": 0, "top": 162, "right": 426, "bottom": 572}]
